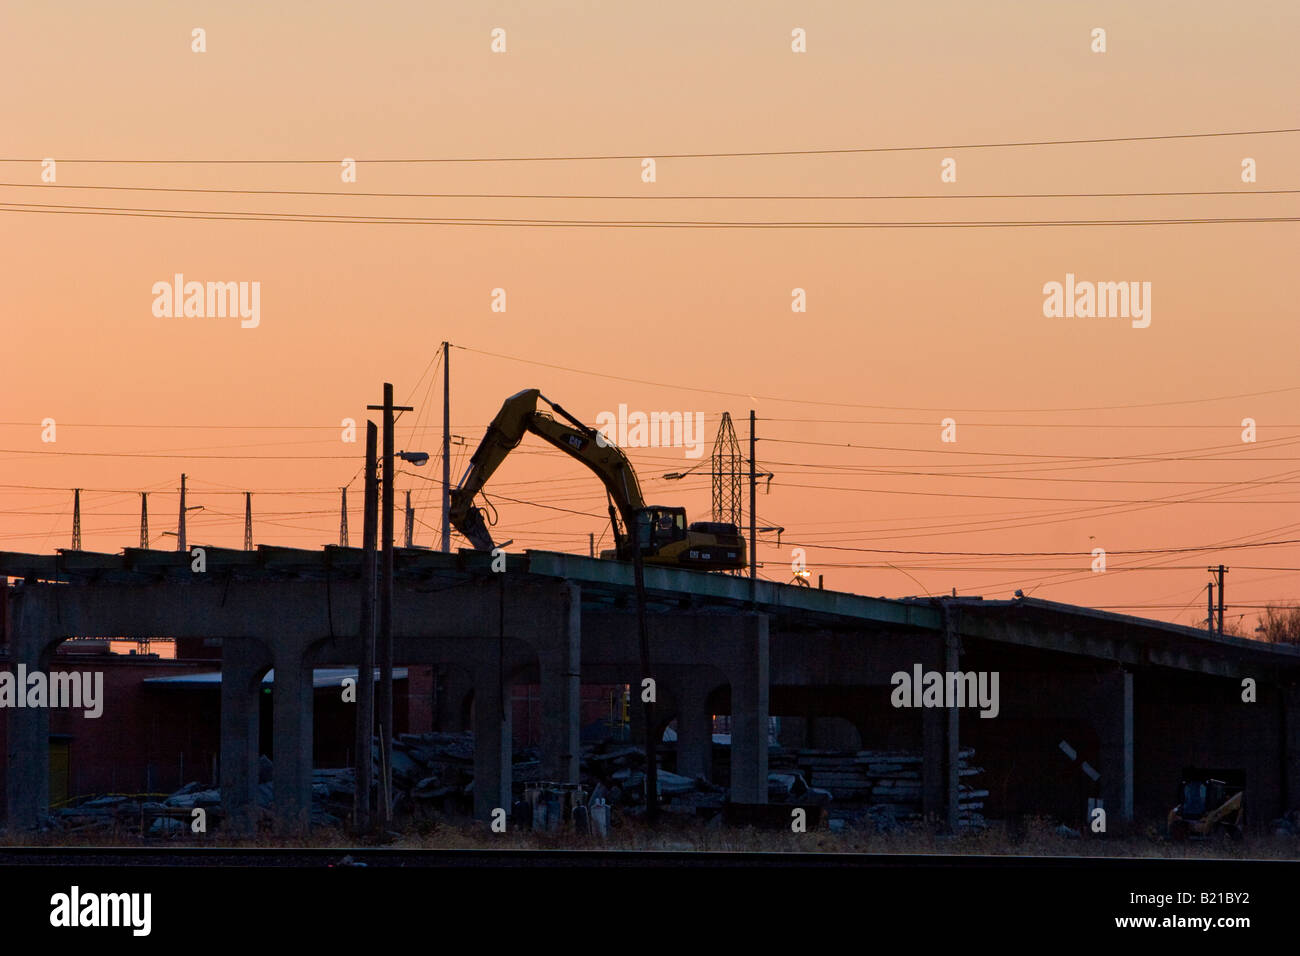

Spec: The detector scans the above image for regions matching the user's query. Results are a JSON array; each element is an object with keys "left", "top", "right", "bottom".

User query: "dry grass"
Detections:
[{"left": 8, "top": 813, "right": 1300, "bottom": 860}]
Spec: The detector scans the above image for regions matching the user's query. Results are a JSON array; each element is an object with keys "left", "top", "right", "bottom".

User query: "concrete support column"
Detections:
[
  {"left": 944, "top": 614, "right": 961, "bottom": 831},
  {"left": 5, "top": 591, "right": 50, "bottom": 830},
  {"left": 921, "top": 633, "right": 948, "bottom": 822},
  {"left": 219, "top": 640, "right": 264, "bottom": 836},
  {"left": 1097, "top": 667, "right": 1134, "bottom": 825},
  {"left": 538, "top": 586, "right": 581, "bottom": 785},
  {"left": 472, "top": 663, "right": 512, "bottom": 820},
  {"left": 1282, "top": 684, "right": 1300, "bottom": 818},
  {"left": 728, "top": 615, "right": 769, "bottom": 803},
  {"left": 677, "top": 673, "right": 715, "bottom": 782},
  {"left": 271, "top": 657, "right": 315, "bottom": 834}
]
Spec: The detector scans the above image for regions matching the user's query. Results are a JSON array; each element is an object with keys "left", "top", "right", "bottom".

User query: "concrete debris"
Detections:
[
  {"left": 767, "top": 771, "right": 832, "bottom": 807},
  {"left": 48, "top": 736, "right": 994, "bottom": 835},
  {"left": 787, "top": 747, "right": 987, "bottom": 830},
  {"left": 163, "top": 787, "right": 220, "bottom": 810}
]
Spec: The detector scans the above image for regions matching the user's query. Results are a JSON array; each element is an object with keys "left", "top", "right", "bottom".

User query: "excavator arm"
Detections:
[
  {"left": 449, "top": 388, "right": 647, "bottom": 552},
  {"left": 449, "top": 388, "right": 746, "bottom": 571}
]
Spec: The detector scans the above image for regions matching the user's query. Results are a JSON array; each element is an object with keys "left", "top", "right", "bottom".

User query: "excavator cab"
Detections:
[{"left": 634, "top": 507, "right": 687, "bottom": 553}]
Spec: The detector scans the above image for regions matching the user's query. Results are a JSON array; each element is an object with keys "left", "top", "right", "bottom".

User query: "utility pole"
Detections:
[
  {"left": 339, "top": 487, "right": 349, "bottom": 548},
  {"left": 367, "top": 383, "right": 413, "bottom": 826},
  {"left": 354, "top": 422, "right": 379, "bottom": 832},
  {"left": 629, "top": 518, "right": 657, "bottom": 823},
  {"left": 1207, "top": 581, "right": 1215, "bottom": 633},
  {"left": 404, "top": 490, "right": 414, "bottom": 548},
  {"left": 1208, "top": 565, "right": 1227, "bottom": 635},
  {"left": 71, "top": 489, "right": 82, "bottom": 550},
  {"left": 243, "top": 492, "right": 253, "bottom": 551},
  {"left": 442, "top": 341, "right": 451, "bottom": 553},
  {"left": 589, "top": 532, "right": 595, "bottom": 558},
  {"left": 139, "top": 493, "right": 149, "bottom": 549},
  {"left": 749, "top": 410, "right": 757, "bottom": 603},
  {"left": 177, "top": 474, "right": 187, "bottom": 552}
]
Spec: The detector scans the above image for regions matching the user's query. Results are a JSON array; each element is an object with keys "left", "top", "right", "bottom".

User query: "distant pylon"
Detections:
[
  {"left": 243, "top": 492, "right": 253, "bottom": 551},
  {"left": 177, "top": 473, "right": 187, "bottom": 552},
  {"left": 711, "top": 413, "right": 743, "bottom": 574},
  {"left": 139, "top": 492, "right": 149, "bottom": 548},
  {"left": 71, "top": 489, "right": 82, "bottom": 550},
  {"left": 404, "top": 490, "right": 414, "bottom": 548},
  {"left": 339, "top": 487, "right": 349, "bottom": 547}
]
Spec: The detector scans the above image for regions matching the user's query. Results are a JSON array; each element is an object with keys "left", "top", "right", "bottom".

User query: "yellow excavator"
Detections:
[{"left": 449, "top": 388, "right": 746, "bottom": 571}]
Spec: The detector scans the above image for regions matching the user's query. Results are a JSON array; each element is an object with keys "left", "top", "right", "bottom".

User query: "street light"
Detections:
[{"left": 398, "top": 450, "right": 429, "bottom": 466}]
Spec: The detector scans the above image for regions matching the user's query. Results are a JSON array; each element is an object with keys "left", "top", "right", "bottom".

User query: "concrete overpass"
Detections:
[{"left": 3, "top": 545, "right": 1298, "bottom": 834}]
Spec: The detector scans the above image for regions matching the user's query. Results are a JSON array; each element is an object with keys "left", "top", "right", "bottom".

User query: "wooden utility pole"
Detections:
[
  {"left": 354, "top": 423, "right": 379, "bottom": 832},
  {"left": 629, "top": 518, "right": 657, "bottom": 822},
  {"left": 367, "top": 383, "right": 413, "bottom": 826},
  {"left": 442, "top": 341, "right": 451, "bottom": 553},
  {"left": 1209, "top": 565, "right": 1228, "bottom": 635},
  {"left": 749, "top": 410, "right": 757, "bottom": 604}
]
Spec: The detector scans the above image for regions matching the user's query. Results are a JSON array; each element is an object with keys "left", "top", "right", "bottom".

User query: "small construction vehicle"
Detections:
[
  {"left": 449, "top": 388, "right": 745, "bottom": 571},
  {"left": 1167, "top": 768, "right": 1244, "bottom": 840}
]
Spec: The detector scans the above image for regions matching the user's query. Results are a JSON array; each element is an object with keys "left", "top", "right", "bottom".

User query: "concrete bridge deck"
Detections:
[{"left": 3, "top": 546, "right": 1298, "bottom": 834}]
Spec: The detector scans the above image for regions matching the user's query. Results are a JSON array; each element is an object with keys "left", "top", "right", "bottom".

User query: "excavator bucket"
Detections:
[{"left": 448, "top": 490, "right": 496, "bottom": 551}]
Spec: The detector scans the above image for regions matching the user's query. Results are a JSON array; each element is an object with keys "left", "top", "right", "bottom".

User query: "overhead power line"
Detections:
[
  {"left": 776, "top": 538, "right": 1300, "bottom": 557},
  {"left": 452, "top": 343, "right": 1300, "bottom": 412},
  {"left": 4, "top": 201, "right": 1296, "bottom": 229},
  {"left": 4, "top": 182, "right": 1298, "bottom": 201},
  {"left": 2, "top": 126, "right": 1295, "bottom": 163}
]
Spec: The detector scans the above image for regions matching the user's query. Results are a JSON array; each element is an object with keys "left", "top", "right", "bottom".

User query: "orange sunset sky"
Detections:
[{"left": 2, "top": 1, "right": 1298, "bottom": 630}]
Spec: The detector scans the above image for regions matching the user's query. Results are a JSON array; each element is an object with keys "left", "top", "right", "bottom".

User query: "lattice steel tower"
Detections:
[
  {"left": 339, "top": 487, "right": 349, "bottom": 547},
  {"left": 711, "top": 412, "right": 743, "bottom": 535},
  {"left": 71, "top": 488, "right": 82, "bottom": 550}
]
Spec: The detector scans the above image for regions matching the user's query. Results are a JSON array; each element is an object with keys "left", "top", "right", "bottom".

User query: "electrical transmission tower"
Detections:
[
  {"left": 243, "top": 492, "right": 253, "bottom": 551},
  {"left": 711, "top": 413, "right": 744, "bottom": 574},
  {"left": 339, "top": 487, "right": 349, "bottom": 547},
  {"left": 139, "top": 492, "right": 149, "bottom": 548},
  {"left": 71, "top": 488, "right": 82, "bottom": 550}
]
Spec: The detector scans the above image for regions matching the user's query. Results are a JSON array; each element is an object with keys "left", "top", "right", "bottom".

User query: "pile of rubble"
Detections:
[
  {"left": 789, "top": 746, "right": 988, "bottom": 829},
  {"left": 50, "top": 735, "right": 985, "bottom": 835}
]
